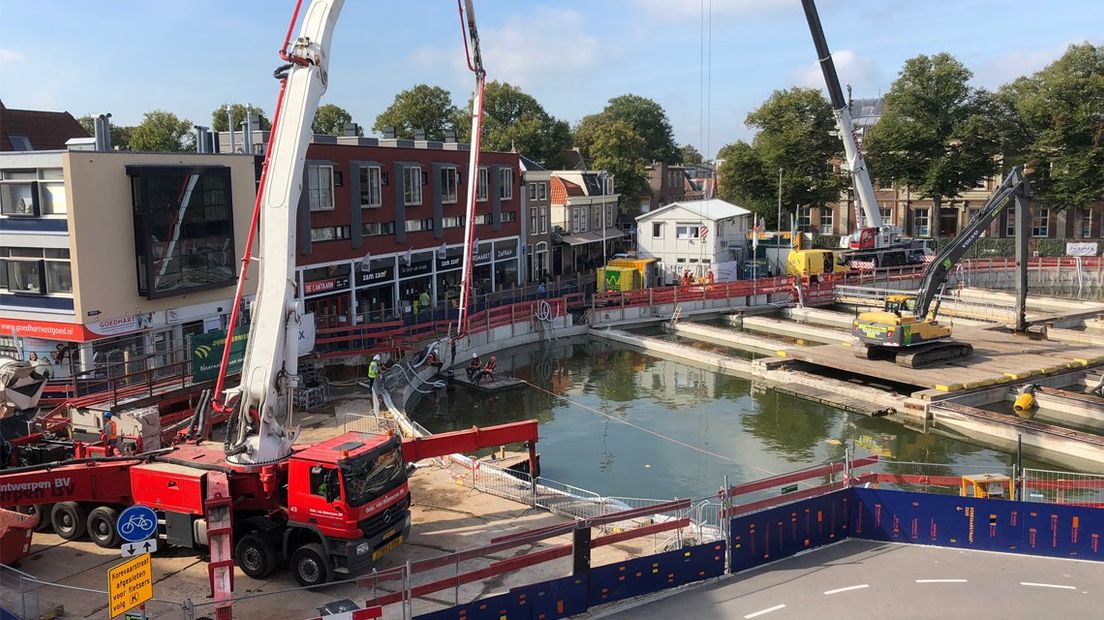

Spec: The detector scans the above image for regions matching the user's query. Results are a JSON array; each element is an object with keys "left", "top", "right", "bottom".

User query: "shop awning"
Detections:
[{"left": 559, "top": 228, "right": 622, "bottom": 246}]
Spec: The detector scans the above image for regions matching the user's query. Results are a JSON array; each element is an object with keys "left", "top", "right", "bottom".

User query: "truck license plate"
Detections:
[{"left": 372, "top": 535, "right": 403, "bottom": 561}]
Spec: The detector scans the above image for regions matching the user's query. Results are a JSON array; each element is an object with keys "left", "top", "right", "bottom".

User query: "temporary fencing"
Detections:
[{"left": 1020, "top": 467, "right": 1104, "bottom": 507}]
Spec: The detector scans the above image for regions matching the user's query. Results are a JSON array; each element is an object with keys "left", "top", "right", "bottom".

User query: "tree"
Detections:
[
  {"left": 459, "top": 81, "right": 572, "bottom": 168},
  {"left": 716, "top": 88, "right": 843, "bottom": 227},
  {"left": 373, "top": 84, "right": 459, "bottom": 141},
  {"left": 865, "top": 53, "right": 1001, "bottom": 234},
  {"left": 679, "top": 144, "right": 704, "bottom": 165},
  {"left": 1000, "top": 43, "right": 1104, "bottom": 211},
  {"left": 574, "top": 95, "right": 680, "bottom": 164},
  {"left": 211, "top": 104, "right": 271, "bottom": 132},
  {"left": 76, "top": 114, "right": 133, "bottom": 149},
  {"left": 588, "top": 119, "right": 649, "bottom": 216},
  {"left": 312, "top": 104, "right": 355, "bottom": 136},
  {"left": 128, "top": 110, "right": 193, "bottom": 152}
]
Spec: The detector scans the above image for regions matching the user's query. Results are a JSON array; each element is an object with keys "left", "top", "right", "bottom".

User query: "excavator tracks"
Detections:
[{"left": 853, "top": 341, "right": 974, "bottom": 369}]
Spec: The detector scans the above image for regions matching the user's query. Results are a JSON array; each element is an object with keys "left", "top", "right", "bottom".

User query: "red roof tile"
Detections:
[{"left": 0, "top": 101, "right": 89, "bottom": 151}]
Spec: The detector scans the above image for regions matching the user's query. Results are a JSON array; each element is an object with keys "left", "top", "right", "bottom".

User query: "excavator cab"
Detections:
[{"left": 883, "top": 294, "right": 916, "bottom": 317}]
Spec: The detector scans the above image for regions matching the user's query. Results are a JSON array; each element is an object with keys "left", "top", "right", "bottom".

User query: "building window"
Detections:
[
  {"left": 474, "top": 213, "right": 491, "bottom": 225},
  {"left": 819, "top": 208, "right": 834, "bottom": 235},
  {"left": 502, "top": 211, "right": 516, "bottom": 223},
  {"left": 676, "top": 225, "right": 700, "bottom": 239},
  {"left": 128, "top": 165, "right": 236, "bottom": 299},
  {"left": 879, "top": 206, "right": 893, "bottom": 224},
  {"left": 0, "top": 170, "right": 65, "bottom": 216},
  {"left": 592, "top": 207, "right": 602, "bottom": 231},
  {"left": 572, "top": 207, "right": 589, "bottom": 233},
  {"left": 477, "top": 167, "right": 488, "bottom": 202},
  {"left": 530, "top": 207, "right": 538, "bottom": 233},
  {"left": 441, "top": 167, "right": 458, "bottom": 204},
  {"left": 0, "top": 180, "right": 37, "bottom": 216},
  {"left": 499, "top": 168, "right": 514, "bottom": 200},
  {"left": 539, "top": 207, "right": 548, "bottom": 234},
  {"left": 404, "top": 218, "right": 434, "bottom": 232},
  {"left": 538, "top": 183, "right": 548, "bottom": 201},
  {"left": 8, "top": 135, "right": 33, "bottom": 151},
  {"left": 606, "top": 205, "right": 616, "bottom": 229},
  {"left": 1080, "top": 208, "right": 1093, "bottom": 239},
  {"left": 307, "top": 164, "right": 334, "bottom": 211},
  {"left": 443, "top": 216, "right": 464, "bottom": 229},
  {"left": 877, "top": 177, "right": 892, "bottom": 190},
  {"left": 0, "top": 248, "right": 70, "bottom": 295},
  {"left": 310, "top": 226, "right": 351, "bottom": 242},
  {"left": 1005, "top": 207, "right": 1016, "bottom": 237},
  {"left": 1032, "top": 208, "right": 1049, "bottom": 237},
  {"left": 359, "top": 165, "right": 381, "bottom": 208},
  {"left": 913, "top": 207, "right": 930, "bottom": 237},
  {"left": 362, "top": 221, "right": 396, "bottom": 236},
  {"left": 797, "top": 209, "right": 811, "bottom": 229},
  {"left": 652, "top": 222, "right": 663, "bottom": 237},
  {"left": 528, "top": 183, "right": 537, "bottom": 200},
  {"left": 403, "top": 166, "right": 422, "bottom": 206}
]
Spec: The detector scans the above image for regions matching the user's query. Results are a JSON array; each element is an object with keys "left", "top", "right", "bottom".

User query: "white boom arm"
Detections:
[{"left": 224, "top": 0, "right": 345, "bottom": 464}]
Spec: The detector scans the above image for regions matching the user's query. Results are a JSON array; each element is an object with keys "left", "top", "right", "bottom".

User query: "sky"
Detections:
[{"left": 1, "top": 0, "right": 1100, "bottom": 158}]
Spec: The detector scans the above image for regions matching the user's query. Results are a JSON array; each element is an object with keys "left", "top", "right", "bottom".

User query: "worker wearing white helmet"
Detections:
[
  {"left": 466, "top": 352, "right": 482, "bottom": 381},
  {"left": 367, "top": 354, "right": 381, "bottom": 390}
]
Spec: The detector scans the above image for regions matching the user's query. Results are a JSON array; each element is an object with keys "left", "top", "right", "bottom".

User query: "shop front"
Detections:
[
  {"left": 493, "top": 240, "right": 519, "bottom": 290},
  {"left": 398, "top": 251, "right": 434, "bottom": 316},
  {"left": 303, "top": 264, "right": 352, "bottom": 328},
  {"left": 435, "top": 248, "right": 463, "bottom": 312},
  {"left": 354, "top": 258, "right": 396, "bottom": 323}
]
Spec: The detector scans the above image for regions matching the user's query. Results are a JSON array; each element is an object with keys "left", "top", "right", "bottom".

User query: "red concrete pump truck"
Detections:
[{"left": 1, "top": 0, "right": 537, "bottom": 602}]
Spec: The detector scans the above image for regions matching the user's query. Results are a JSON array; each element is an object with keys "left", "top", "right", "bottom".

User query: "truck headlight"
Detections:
[{"left": 356, "top": 542, "right": 371, "bottom": 555}]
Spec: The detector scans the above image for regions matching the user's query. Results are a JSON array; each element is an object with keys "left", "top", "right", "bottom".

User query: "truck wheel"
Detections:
[
  {"left": 87, "top": 506, "right": 121, "bottom": 548},
  {"left": 16, "top": 504, "right": 52, "bottom": 532},
  {"left": 51, "top": 502, "right": 87, "bottom": 540},
  {"left": 290, "top": 543, "right": 331, "bottom": 587},
  {"left": 235, "top": 533, "right": 277, "bottom": 579}
]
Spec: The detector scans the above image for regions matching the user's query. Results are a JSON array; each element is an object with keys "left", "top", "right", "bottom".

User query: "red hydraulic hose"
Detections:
[
  {"left": 457, "top": 0, "right": 476, "bottom": 72},
  {"left": 279, "top": 0, "right": 306, "bottom": 62}
]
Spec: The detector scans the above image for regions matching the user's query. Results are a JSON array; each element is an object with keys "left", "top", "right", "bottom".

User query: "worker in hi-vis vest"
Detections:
[
  {"left": 101, "top": 412, "right": 119, "bottom": 455},
  {"left": 367, "top": 354, "right": 381, "bottom": 390}
]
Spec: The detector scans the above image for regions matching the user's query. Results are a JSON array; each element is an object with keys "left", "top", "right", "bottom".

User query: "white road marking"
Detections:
[
  {"left": 1020, "top": 582, "right": 1077, "bottom": 590},
  {"left": 824, "top": 584, "right": 870, "bottom": 595},
  {"left": 915, "top": 579, "right": 968, "bottom": 583},
  {"left": 744, "top": 603, "right": 786, "bottom": 618}
]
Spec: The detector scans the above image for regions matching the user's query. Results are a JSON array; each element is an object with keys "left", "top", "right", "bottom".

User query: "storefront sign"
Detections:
[
  {"left": 304, "top": 276, "right": 350, "bottom": 296},
  {"left": 0, "top": 318, "right": 90, "bottom": 342},
  {"left": 399, "top": 260, "right": 432, "bottom": 278},
  {"left": 358, "top": 265, "right": 393, "bottom": 286},
  {"left": 189, "top": 327, "right": 248, "bottom": 383},
  {"left": 473, "top": 250, "right": 492, "bottom": 264},
  {"left": 86, "top": 313, "right": 155, "bottom": 337},
  {"left": 495, "top": 245, "right": 517, "bottom": 261},
  {"left": 437, "top": 254, "right": 462, "bottom": 270}
]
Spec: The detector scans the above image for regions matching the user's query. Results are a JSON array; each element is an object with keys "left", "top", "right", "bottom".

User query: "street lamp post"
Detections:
[{"left": 776, "top": 167, "right": 783, "bottom": 231}]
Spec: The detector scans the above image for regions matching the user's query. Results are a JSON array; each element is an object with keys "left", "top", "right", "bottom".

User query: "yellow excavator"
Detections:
[{"left": 851, "top": 167, "right": 1031, "bottom": 368}]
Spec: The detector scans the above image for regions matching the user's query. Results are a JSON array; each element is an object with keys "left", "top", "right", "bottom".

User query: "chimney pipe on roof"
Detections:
[
  {"left": 242, "top": 109, "right": 254, "bottom": 154},
  {"left": 413, "top": 128, "right": 426, "bottom": 141},
  {"left": 93, "top": 113, "right": 112, "bottom": 151},
  {"left": 342, "top": 122, "right": 360, "bottom": 137},
  {"left": 194, "top": 126, "right": 209, "bottom": 153},
  {"left": 382, "top": 126, "right": 396, "bottom": 139}
]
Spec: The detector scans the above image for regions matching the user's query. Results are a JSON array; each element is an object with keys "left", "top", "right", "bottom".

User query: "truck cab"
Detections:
[{"left": 285, "top": 432, "right": 411, "bottom": 582}]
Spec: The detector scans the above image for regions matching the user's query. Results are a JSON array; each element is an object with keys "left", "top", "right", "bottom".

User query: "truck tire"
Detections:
[
  {"left": 235, "top": 533, "right": 277, "bottom": 579},
  {"left": 51, "top": 502, "right": 87, "bottom": 540},
  {"left": 87, "top": 506, "right": 120, "bottom": 548},
  {"left": 16, "top": 504, "right": 52, "bottom": 532},
  {"left": 290, "top": 543, "right": 331, "bottom": 587}
]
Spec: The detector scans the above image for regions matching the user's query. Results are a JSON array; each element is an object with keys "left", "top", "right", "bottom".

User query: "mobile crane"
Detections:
[
  {"left": 1, "top": 0, "right": 540, "bottom": 612},
  {"left": 791, "top": 0, "right": 930, "bottom": 273},
  {"left": 851, "top": 167, "right": 1031, "bottom": 368}
]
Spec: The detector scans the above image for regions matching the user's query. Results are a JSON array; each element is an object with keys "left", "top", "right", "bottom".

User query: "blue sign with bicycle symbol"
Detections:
[{"left": 116, "top": 505, "right": 157, "bottom": 543}]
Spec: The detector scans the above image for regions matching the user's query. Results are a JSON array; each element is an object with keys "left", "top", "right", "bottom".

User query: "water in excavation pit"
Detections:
[{"left": 410, "top": 338, "right": 1015, "bottom": 501}]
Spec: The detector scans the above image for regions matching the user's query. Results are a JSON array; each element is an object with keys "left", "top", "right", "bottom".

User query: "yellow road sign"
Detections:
[{"left": 109, "top": 553, "right": 153, "bottom": 618}]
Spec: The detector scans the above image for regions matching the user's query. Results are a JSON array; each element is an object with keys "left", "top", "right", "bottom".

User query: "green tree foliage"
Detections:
[
  {"left": 211, "top": 103, "right": 271, "bottom": 132},
  {"left": 865, "top": 53, "right": 1001, "bottom": 232},
  {"left": 716, "top": 88, "right": 842, "bottom": 227},
  {"left": 373, "top": 84, "right": 459, "bottom": 141},
  {"left": 76, "top": 114, "right": 133, "bottom": 149},
  {"left": 312, "top": 103, "right": 355, "bottom": 136},
  {"left": 1000, "top": 43, "right": 1104, "bottom": 211},
  {"left": 588, "top": 119, "right": 649, "bottom": 216},
  {"left": 679, "top": 144, "right": 704, "bottom": 165},
  {"left": 459, "top": 81, "right": 571, "bottom": 168},
  {"left": 128, "top": 110, "right": 193, "bottom": 152},
  {"left": 574, "top": 94, "right": 679, "bottom": 164}
]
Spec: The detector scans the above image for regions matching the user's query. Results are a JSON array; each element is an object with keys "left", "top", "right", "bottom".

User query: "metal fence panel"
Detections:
[{"left": 1021, "top": 468, "right": 1104, "bottom": 506}]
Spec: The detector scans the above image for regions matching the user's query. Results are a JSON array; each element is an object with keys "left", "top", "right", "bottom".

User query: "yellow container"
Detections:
[{"left": 599, "top": 266, "right": 638, "bottom": 292}]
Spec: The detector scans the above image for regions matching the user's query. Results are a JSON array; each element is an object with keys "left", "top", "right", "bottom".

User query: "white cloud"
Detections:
[
  {"left": 792, "top": 49, "right": 883, "bottom": 97},
  {"left": 0, "top": 48, "right": 25, "bottom": 65},
  {"left": 972, "top": 41, "right": 1085, "bottom": 88}
]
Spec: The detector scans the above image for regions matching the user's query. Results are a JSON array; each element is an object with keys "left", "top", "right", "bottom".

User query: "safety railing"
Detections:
[
  {"left": 0, "top": 565, "right": 189, "bottom": 620},
  {"left": 1020, "top": 467, "right": 1104, "bottom": 507},
  {"left": 342, "top": 412, "right": 403, "bottom": 436},
  {"left": 861, "top": 459, "right": 1016, "bottom": 497}
]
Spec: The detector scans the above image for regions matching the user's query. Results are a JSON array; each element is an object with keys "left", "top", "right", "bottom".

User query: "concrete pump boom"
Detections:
[{"left": 456, "top": 0, "right": 486, "bottom": 339}]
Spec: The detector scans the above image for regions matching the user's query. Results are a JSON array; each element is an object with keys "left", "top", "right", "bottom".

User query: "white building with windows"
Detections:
[{"left": 635, "top": 199, "right": 751, "bottom": 285}]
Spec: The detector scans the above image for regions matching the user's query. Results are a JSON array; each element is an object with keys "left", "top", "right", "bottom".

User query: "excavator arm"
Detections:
[{"left": 912, "top": 167, "right": 1030, "bottom": 319}]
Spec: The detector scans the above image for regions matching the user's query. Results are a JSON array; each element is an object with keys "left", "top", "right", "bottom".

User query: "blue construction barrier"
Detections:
[
  {"left": 413, "top": 542, "right": 725, "bottom": 620},
  {"left": 729, "top": 489, "right": 851, "bottom": 573},
  {"left": 588, "top": 541, "right": 726, "bottom": 607},
  {"left": 851, "top": 487, "right": 1104, "bottom": 561}
]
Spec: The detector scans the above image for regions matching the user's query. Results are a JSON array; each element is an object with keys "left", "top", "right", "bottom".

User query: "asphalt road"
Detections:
[{"left": 600, "top": 540, "right": 1104, "bottom": 620}]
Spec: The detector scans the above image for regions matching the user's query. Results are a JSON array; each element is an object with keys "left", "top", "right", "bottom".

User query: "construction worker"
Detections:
[
  {"left": 466, "top": 353, "right": 482, "bottom": 381},
  {"left": 419, "top": 289, "right": 431, "bottom": 314},
  {"left": 476, "top": 355, "right": 497, "bottom": 385},
  {"left": 101, "top": 412, "right": 119, "bottom": 455},
  {"left": 367, "top": 354, "right": 381, "bottom": 390}
]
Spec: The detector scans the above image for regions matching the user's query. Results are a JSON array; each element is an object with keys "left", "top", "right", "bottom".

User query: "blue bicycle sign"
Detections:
[{"left": 116, "top": 505, "right": 157, "bottom": 543}]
